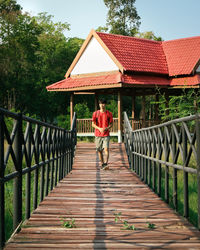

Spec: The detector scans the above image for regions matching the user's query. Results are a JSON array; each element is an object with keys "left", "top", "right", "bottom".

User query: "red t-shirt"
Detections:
[{"left": 92, "top": 110, "right": 113, "bottom": 137}]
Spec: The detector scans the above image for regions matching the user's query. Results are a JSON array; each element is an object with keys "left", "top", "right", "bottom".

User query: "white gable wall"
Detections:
[
  {"left": 71, "top": 37, "right": 119, "bottom": 75},
  {"left": 196, "top": 64, "right": 200, "bottom": 73}
]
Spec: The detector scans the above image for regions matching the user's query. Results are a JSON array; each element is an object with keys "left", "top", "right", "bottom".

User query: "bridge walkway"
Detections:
[{"left": 5, "top": 143, "right": 200, "bottom": 249}]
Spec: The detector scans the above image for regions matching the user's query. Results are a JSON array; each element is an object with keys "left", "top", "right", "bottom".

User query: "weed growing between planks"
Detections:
[
  {"left": 114, "top": 212, "right": 136, "bottom": 230},
  {"left": 114, "top": 212, "right": 156, "bottom": 230},
  {"left": 60, "top": 217, "right": 76, "bottom": 228}
]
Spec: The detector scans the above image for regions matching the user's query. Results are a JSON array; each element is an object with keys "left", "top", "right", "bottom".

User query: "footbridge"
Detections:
[{"left": 1, "top": 108, "right": 200, "bottom": 249}]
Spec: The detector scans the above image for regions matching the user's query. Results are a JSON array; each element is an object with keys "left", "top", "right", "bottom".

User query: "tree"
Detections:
[
  {"left": 103, "top": 0, "right": 141, "bottom": 36},
  {"left": 0, "top": 0, "right": 42, "bottom": 111},
  {"left": 34, "top": 13, "right": 84, "bottom": 121},
  {"left": 154, "top": 89, "right": 200, "bottom": 122},
  {"left": 135, "top": 31, "right": 163, "bottom": 41}
]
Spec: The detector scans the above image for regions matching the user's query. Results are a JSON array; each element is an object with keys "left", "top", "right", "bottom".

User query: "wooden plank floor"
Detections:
[{"left": 5, "top": 143, "right": 200, "bottom": 249}]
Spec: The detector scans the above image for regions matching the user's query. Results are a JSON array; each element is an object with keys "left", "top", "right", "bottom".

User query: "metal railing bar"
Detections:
[
  {"left": 132, "top": 152, "right": 197, "bottom": 174},
  {"left": 133, "top": 114, "right": 200, "bottom": 132},
  {"left": 124, "top": 111, "right": 200, "bottom": 230},
  {"left": 0, "top": 108, "right": 77, "bottom": 248}
]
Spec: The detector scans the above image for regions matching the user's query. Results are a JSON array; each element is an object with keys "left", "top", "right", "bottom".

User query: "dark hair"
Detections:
[{"left": 99, "top": 99, "right": 107, "bottom": 104}]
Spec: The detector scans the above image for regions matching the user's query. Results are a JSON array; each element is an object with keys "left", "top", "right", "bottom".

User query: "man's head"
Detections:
[
  {"left": 99, "top": 99, "right": 107, "bottom": 111},
  {"left": 99, "top": 99, "right": 107, "bottom": 105}
]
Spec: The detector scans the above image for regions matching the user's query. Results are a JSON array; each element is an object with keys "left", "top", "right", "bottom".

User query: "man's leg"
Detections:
[
  {"left": 95, "top": 137, "right": 104, "bottom": 167},
  {"left": 98, "top": 150, "right": 104, "bottom": 166},
  {"left": 102, "top": 136, "right": 110, "bottom": 170},
  {"left": 104, "top": 147, "right": 109, "bottom": 165}
]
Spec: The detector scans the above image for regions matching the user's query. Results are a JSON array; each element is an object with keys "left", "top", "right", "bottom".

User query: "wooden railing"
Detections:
[
  {"left": 129, "top": 118, "right": 160, "bottom": 130},
  {"left": 76, "top": 118, "right": 118, "bottom": 135},
  {"left": 76, "top": 118, "right": 159, "bottom": 135},
  {"left": 124, "top": 112, "right": 200, "bottom": 229},
  {"left": 0, "top": 108, "right": 77, "bottom": 248}
]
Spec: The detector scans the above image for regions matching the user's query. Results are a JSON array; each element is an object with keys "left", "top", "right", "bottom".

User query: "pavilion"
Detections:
[{"left": 47, "top": 29, "right": 200, "bottom": 142}]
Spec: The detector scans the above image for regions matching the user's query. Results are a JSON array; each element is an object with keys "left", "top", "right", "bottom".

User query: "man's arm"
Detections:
[
  {"left": 104, "top": 121, "right": 113, "bottom": 132},
  {"left": 92, "top": 121, "right": 104, "bottom": 133}
]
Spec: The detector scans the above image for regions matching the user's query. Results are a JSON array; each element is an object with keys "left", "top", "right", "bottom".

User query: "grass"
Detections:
[
  {"left": 77, "top": 136, "right": 118, "bottom": 143},
  {"left": 3, "top": 150, "right": 61, "bottom": 242},
  {"left": 150, "top": 164, "right": 198, "bottom": 228}
]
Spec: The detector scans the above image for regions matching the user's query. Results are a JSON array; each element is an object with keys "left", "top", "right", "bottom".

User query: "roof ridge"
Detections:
[
  {"left": 163, "top": 35, "right": 200, "bottom": 43},
  {"left": 96, "top": 31, "right": 162, "bottom": 44}
]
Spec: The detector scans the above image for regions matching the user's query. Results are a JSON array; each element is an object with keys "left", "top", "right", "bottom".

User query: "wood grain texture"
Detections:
[{"left": 5, "top": 143, "right": 200, "bottom": 249}]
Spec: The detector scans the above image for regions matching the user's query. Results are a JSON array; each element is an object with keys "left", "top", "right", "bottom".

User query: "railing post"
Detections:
[
  {"left": 157, "top": 128, "right": 161, "bottom": 197},
  {"left": 25, "top": 122, "right": 31, "bottom": 220},
  {"left": 172, "top": 125, "right": 177, "bottom": 211},
  {"left": 33, "top": 124, "right": 39, "bottom": 210},
  {"left": 130, "top": 131, "right": 134, "bottom": 170},
  {"left": 196, "top": 115, "right": 200, "bottom": 230},
  {"left": 54, "top": 129, "right": 59, "bottom": 186},
  {"left": 182, "top": 123, "right": 188, "bottom": 218},
  {"left": 164, "top": 127, "right": 169, "bottom": 203},
  {"left": 13, "top": 113, "right": 23, "bottom": 231},
  {"left": 0, "top": 114, "right": 5, "bottom": 248}
]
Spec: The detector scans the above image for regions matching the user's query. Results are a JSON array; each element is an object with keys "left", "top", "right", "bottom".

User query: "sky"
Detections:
[{"left": 17, "top": 0, "right": 200, "bottom": 41}]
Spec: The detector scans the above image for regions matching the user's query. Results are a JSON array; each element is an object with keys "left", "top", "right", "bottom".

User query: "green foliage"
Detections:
[
  {"left": 103, "top": 0, "right": 141, "bottom": 36},
  {"left": 74, "top": 103, "right": 92, "bottom": 118},
  {"left": 135, "top": 31, "right": 163, "bottom": 41},
  {"left": 154, "top": 89, "right": 200, "bottom": 122},
  {"left": 146, "top": 222, "right": 156, "bottom": 229},
  {"left": 106, "top": 99, "right": 118, "bottom": 117},
  {"left": 114, "top": 211, "right": 136, "bottom": 230},
  {"left": 56, "top": 114, "right": 70, "bottom": 130},
  {"left": 0, "top": 0, "right": 83, "bottom": 123},
  {"left": 114, "top": 212, "right": 122, "bottom": 222},
  {"left": 122, "top": 220, "right": 135, "bottom": 230},
  {"left": 60, "top": 217, "right": 76, "bottom": 228},
  {"left": 96, "top": 26, "right": 109, "bottom": 33},
  {"left": 0, "top": 0, "right": 42, "bottom": 112}
]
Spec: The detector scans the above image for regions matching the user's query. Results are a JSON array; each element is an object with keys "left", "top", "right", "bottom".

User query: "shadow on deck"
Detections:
[{"left": 5, "top": 143, "right": 200, "bottom": 249}]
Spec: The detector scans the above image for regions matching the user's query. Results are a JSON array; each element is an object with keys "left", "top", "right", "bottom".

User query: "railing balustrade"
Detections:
[
  {"left": 0, "top": 108, "right": 77, "bottom": 248},
  {"left": 76, "top": 118, "right": 118, "bottom": 135},
  {"left": 124, "top": 112, "right": 200, "bottom": 230},
  {"left": 76, "top": 117, "right": 159, "bottom": 135}
]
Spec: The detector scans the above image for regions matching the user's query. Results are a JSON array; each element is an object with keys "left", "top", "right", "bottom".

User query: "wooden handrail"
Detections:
[
  {"left": 76, "top": 118, "right": 159, "bottom": 134},
  {"left": 76, "top": 118, "right": 118, "bottom": 133},
  {"left": 0, "top": 109, "right": 77, "bottom": 248},
  {"left": 124, "top": 111, "right": 200, "bottom": 230}
]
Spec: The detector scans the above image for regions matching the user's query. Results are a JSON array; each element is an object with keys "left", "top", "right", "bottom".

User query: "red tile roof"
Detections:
[
  {"left": 46, "top": 73, "right": 122, "bottom": 91},
  {"left": 96, "top": 32, "right": 169, "bottom": 75},
  {"left": 170, "top": 74, "right": 200, "bottom": 86},
  {"left": 46, "top": 72, "right": 200, "bottom": 91},
  {"left": 96, "top": 32, "right": 200, "bottom": 77},
  {"left": 162, "top": 36, "right": 200, "bottom": 76},
  {"left": 47, "top": 31, "right": 200, "bottom": 91}
]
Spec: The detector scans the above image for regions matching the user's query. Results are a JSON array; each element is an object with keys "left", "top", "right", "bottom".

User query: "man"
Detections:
[{"left": 92, "top": 99, "right": 113, "bottom": 170}]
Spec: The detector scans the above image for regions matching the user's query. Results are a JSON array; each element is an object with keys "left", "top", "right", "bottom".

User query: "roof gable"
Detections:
[
  {"left": 70, "top": 36, "right": 119, "bottom": 76},
  {"left": 162, "top": 36, "right": 200, "bottom": 76},
  {"left": 65, "top": 29, "right": 124, "bottom": 78}
]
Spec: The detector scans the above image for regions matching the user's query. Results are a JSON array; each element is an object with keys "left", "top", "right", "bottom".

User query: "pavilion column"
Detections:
[
  {"left": 155, "top": 93, "right": 159, "bottom": 123},
  {"left": 118, "top": 91, "right": 122, "bottom": 143},
  {"left": 194, "top": 90, "right": 198, "bottom": 113},
  {"left": 132, "top": 95, "right": 136, "bottom": 119},
  {"left": 70, "top": 92, "right": 74, "bottom": 128},
  {"left": 95, "top": 93, "right": 99, "bottom": 111},
  {"left": 141, "top": 95, "right": 146, "bottom": 128},
  {"left": 132, "top": 94, "right": 136, "bottom": 130},
  {"left": 165, "top": 91, "right": 169, "bottom": 119}
]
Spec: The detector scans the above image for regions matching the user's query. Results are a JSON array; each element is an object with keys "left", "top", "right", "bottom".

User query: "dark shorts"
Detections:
[{"left": 95, "top": 136, "right": 110, "bottom": 152}]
